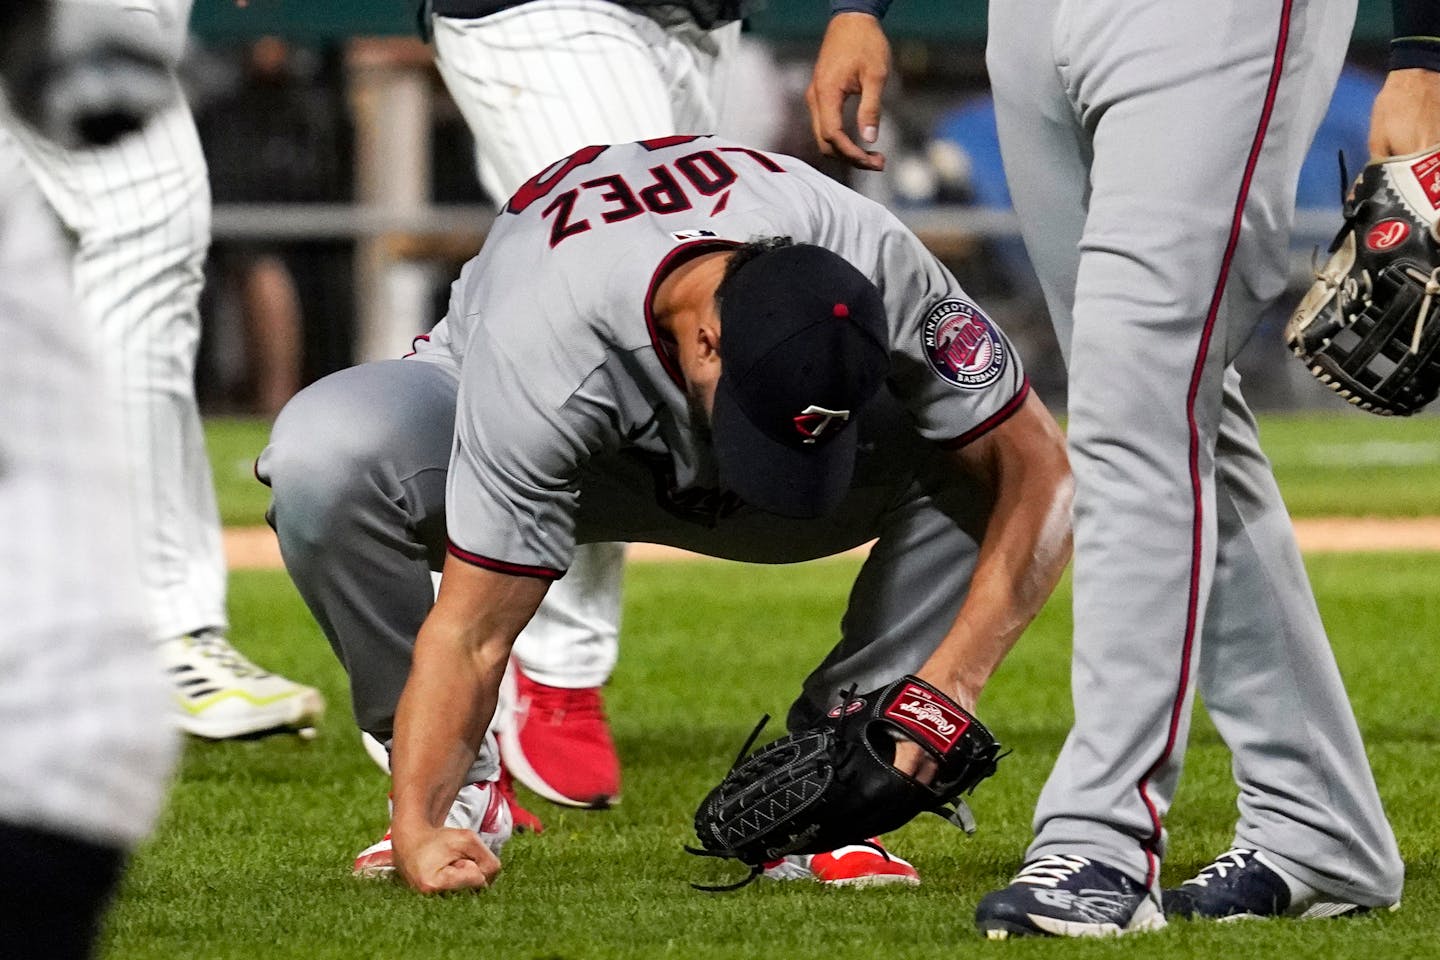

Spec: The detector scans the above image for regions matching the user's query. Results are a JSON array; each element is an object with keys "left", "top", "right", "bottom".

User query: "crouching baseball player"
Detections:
[{"left": 259, "top": 136, "right": 1073, "bottom": 893}]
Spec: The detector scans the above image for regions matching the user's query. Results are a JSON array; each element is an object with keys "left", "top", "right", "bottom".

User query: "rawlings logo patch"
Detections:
[
  {"left": 883, "top": 682, "right": 970, "bottom": 751},
  {"left": 922, "top": 299, "right": 1006, "bottom": 389},
  {"left": 1411, "top": 151, "right": 1440, "bottom": 209},
  {"left": 1366, "top": 219, "right": 1412, "bottom": 251}
]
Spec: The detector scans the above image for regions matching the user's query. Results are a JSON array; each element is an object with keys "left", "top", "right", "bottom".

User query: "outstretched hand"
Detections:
[
  {"left": 806, "top": 13, "right": 893, "bottom": 171},
  {"left": 1369, "top": 68, "right": 1440, "bottom": 159},
  {"left": 394, "top": 826, "right": 502, "bottom": 894}
]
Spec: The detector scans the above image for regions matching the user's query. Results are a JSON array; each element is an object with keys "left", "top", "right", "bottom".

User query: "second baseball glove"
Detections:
[
  {"left": 687, "top": 675, "right": 1003, "bottom": 889},
  {"left": 1286, "top": 143, "right": 1440, "bottom": 415}
]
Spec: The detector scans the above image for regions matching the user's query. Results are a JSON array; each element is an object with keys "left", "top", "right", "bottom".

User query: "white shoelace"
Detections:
[
  {"left": 1183, "top": 848, "right": 1255, "bottom": 888},
  {"left": 190, "top": 630, "right": 271, "bottom": 679},
  {"left": 1012, "top": 854, "right": 1092, "bottom": 888},
  {"left": 1403, "top": 265, "right": 1440, "bottom": 353}
]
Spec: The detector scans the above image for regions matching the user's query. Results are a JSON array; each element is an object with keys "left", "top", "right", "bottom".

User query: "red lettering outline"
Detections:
[{"left": 506, "top": 144, "right": 608, "bottom": 214}]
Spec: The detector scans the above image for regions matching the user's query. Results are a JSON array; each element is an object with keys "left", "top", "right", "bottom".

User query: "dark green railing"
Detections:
[{"left": 191, "top": 0, "right": 1393, "bottom": 44}]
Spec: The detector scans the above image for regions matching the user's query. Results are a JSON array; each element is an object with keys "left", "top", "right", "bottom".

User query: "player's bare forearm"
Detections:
[
  {"left": 1369, "top": 68, "right": 1440, "bottom": 158},
  {"left": 916, "top": 392, "right": 1073, "bottom": 711},
  {"left": 389, "top": 556, "right": 547, "bottom": 892}
]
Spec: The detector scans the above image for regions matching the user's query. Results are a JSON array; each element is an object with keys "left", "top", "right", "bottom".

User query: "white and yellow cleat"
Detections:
[{"left": 158, "top": 630, "right": 325, "bottom": 739}]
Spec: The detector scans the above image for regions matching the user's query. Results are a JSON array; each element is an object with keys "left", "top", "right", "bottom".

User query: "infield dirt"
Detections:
[{"left": 222, "top": 517, "right": 1440, "bottom": 570}]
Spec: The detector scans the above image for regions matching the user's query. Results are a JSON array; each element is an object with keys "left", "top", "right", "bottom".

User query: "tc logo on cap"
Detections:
[{"left": 792, "top": 405, "right": 851, "bottom": 445}]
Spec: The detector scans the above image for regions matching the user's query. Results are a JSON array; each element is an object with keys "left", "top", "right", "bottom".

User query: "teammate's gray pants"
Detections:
[
  {"left": 259, "top": 355, "right": 987, "bottom": 765},
  {"left": 988, "top": 0, "right": 1402, "bottom": 902}
]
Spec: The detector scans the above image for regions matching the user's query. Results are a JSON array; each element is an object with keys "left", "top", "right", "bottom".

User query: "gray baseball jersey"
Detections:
[
  {"left": 262, "top": 138, "right": 1028, "bottom": 750},
  {"left": 421, "top": 136, "right": 1027, "bottom": 577}
]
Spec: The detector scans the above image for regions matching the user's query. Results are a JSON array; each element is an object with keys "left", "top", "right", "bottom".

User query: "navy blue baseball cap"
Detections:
[{"left": 712, "top": 243, "right": 890, "bottom": 519}]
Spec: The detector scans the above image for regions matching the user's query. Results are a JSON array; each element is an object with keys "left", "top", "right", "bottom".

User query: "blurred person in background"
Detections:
[
  {"left": 197, "top": 37, "right": 351, "bottom": 417},
  {"left": 0, "top": 1, "right": 324, "bottom": 739},
  {"left": 0, "top": 1, "right": 178, "bottom": 955}
]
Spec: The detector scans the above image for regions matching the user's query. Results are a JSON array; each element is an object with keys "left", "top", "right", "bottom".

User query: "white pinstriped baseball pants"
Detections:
[
  {"left": 0, "top": 142, "right": 177, "bottom": 848},
  {"left": 0, "top": 88, "right": 225, "bottom": 645},
  {"left": 432, "top": 0, "right": 739, "bottom": 688}
]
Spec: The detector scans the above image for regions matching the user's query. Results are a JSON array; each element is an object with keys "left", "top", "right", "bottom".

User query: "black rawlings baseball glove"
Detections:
[
  {"left": 1286, "top": 143, "right": 1440, "bottom": 415},
  {"left": 687, "top": 676, "right": 1003, "bottom": 889}
]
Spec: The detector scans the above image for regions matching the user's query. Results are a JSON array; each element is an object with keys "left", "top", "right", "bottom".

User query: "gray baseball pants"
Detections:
[{"left": 987, "top": 0, "right": 1402, "bottom": 903}]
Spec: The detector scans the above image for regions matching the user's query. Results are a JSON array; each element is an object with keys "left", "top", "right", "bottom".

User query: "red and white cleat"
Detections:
[
  {"left": 352, "top": 779, "right": 514, "bottom": 879},
  {"left": 498, "top": 663, "right": 620, "bottom": 808},
  {"left": 763, "top": 840, "right": 921, "bottom": 888}
]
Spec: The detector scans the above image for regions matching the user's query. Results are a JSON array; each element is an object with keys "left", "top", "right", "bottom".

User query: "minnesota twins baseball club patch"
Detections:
[{"left": 922, "top": 299, "right": 1006, "bottom": 389}]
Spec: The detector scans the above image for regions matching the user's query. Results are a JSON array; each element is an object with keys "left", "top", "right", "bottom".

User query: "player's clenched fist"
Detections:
[{"left": 393, "top": 826, "right": 502, "bottom": 894}]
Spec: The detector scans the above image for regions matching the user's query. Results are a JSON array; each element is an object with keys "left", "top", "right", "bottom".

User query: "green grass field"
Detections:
[{"left": 104, "top": 552, "right": 1440, "bottom": 959}]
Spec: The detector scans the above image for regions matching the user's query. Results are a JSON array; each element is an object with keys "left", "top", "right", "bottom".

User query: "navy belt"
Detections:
[
  {"left": 430, "top": 0, "right": 743, "bottom": 22},
  {"left": 430, "top": 0, "right": 527, "bottom": 17}
]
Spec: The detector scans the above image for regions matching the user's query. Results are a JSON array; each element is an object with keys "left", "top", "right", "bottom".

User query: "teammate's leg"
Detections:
[
  {"left": 2, "top": 91, "right": 322, "bottom": 739},
  {"left": 1185, "top": 377, "right": 1403, "bottom": 909},
  {"left": 982, "top": 0, "right": 1373, "bottom": 934},
  {"left": 0, "top": 138, "right": 176, "bottom": 960},
  {"left": 1031, "top": 0, "right": 1353, "bottom": 880},
  {"left": 984, "top": 0, "right": 1088, "bottom": 368}
]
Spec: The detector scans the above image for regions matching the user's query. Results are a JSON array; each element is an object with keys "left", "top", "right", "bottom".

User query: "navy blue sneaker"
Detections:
[
  {"left": 1165, "top": 848, "right": 1380, "bottom": 921},
  {"left": 975, "top": 854, "right": 1166, "bottom": 939}
]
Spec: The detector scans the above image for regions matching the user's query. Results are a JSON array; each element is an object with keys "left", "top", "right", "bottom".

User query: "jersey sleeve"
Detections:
[
  {"left": 786, "top": 161, "right": 1031, "bottom": 446},
  {"left": 875, "top": 225, "right": 1031, "bottom": 447},
  {"left": 444, "top": 325, "right": 622, "bottom": 579}
]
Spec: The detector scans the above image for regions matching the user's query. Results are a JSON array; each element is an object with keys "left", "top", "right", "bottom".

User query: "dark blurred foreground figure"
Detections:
[
  {"left": 0, "top": 2, "right": 178, "bottom": 957},
  {"left": 1, "top": 0, "right": 325, "bottom": 736}
]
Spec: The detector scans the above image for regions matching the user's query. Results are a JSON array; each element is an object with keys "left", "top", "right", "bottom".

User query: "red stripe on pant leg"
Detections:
[{"left": 1133, "top": 0, "right": 1295, "bottom": 890}]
